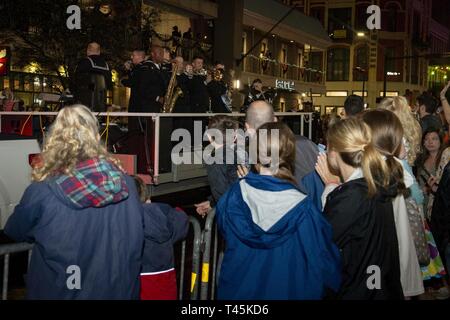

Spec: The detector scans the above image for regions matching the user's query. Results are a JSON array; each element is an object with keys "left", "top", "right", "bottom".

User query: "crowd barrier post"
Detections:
[{"left": 0, "top": 242, "right": 33, "bottom": 300}]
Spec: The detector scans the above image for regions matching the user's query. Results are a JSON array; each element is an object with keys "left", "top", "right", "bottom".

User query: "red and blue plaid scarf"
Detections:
[{"left": 56, "top": 158, "right": 129, "bottom": 208}]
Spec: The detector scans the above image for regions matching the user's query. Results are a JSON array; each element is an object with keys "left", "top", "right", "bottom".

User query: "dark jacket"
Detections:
[
  {"left": 121, "top": 60, "right": 165, "bottom": 113},
  {"left": 141, "top": 203, "right": 189, "bottom": 273},
  {"left": 431, "top": 161, "right": 450, "bottom": 260},
  {"left": 73, "top": 55, "right": 112, "bottom": 112},
  {"left": 294, "top": 135, "right": 319, "bottom": 190},
  {"left": 207, "top": 80, "right": 231, "bottom": 113},
  {"left": 420, "top": 114, "right": 442, "bottom": 133},
  {"left": 241, "top": 89, "right": 266, "bottom": 112},
  {"left": 187, "top": 74, "right": 210, "bottom": 113},
  {"left": 4, "top": 160, "right": 144, "bottom": 300},
  {"left": 205, "top": 145, "right": 243, "bottom": 207},
  {"left": 216, "top": 172, "right": 341, "bottom": 300},
  {"left": 324, "top": 178, "right": 404, "bottom": 300}
]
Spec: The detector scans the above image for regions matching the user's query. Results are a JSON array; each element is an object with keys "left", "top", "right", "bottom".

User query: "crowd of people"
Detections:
[
  {"left": 2, "top": 40, "right": 450, "bottom": 300},
  {"left": 3, "top": 79, "right": 450, "bottom": 300},
  {"left": 195, "top": 84, "right": 450, "bottom": 300}
]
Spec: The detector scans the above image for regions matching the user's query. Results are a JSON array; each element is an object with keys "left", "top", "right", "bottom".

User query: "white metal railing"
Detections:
[{"left": 0, "top": 112, "right": 313, "bottom": 184}]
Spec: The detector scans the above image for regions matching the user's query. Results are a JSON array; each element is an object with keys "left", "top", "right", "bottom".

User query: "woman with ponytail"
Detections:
[
  {"left": 361, "top": 109, "right": 425, "bottom": 298},
  {"left": 215, "top": 122, "right": 341, "bottom": 299},
  {"left": 316, "top": 118, "right": 403, "bottom": 300}
]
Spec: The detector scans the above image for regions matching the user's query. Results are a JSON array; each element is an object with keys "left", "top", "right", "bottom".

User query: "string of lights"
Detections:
[{"left": 246, "top": 54, "right": 325, "bottom": 74}]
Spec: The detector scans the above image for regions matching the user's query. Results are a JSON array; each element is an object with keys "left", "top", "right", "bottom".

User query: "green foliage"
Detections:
[{"left": 0, "top": 0, "right": 160, "bottom": 90}]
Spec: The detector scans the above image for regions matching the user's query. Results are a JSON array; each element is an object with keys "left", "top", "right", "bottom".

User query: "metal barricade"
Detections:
[
  {"left": 0, "top": 216, "right": 202, "bottom": 301},
  {"left": 199, "top": 208, "right": 222, "bottom": 300},
  {"left": 178, "top": 215, "right": 202, "bottom": 300},
  {"left": 0, "top": 242, "right": 33, "bottom": 300}
]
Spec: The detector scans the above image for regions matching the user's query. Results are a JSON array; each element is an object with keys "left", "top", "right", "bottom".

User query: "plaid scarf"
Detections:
[{"left": 56, "top": 158, "right": 129, "bottom": 208}]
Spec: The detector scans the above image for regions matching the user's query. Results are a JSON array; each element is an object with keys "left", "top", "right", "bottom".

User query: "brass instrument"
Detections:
[
  {"left": 163, "top": 63, "right": 179, "bottom": 113},
  {"left": 211, "top": 68, "right": 224, "bottom": 81},
  {"left": 167, "top": 87, "right": 183, "bottom": 113},
  {"left": 194, "top": 68, "right": 208, "bottom": 77}
]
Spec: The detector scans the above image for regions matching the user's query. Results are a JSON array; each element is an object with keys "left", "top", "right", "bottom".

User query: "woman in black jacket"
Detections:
[{"left": 316, "top": 118, "right": 403, "bottom": 300}]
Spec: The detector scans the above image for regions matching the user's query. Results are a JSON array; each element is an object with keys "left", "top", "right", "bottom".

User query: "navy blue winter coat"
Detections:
[
  {"left": 216, "top": 172, "right": 341, "bottom": 300},
  {"left": 141, "top": 203, "right": 189, "bottom": 273},
  {"left": 4, "top": 160, "right": 144, "bottom": 300}
]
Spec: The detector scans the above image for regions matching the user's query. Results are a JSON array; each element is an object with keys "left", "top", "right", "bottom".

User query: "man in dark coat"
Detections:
[
  {"left": 121, "top": 49, "right": 165, "bottom": 114},
  {"left": 121, "top": 47, "right": 166, "bottom": 174},
  {"left": 187, "top": 56, "right": 210, "bottom": 113},
  {"left": 73, "top": 42, "right": 112, "bottom": 112},
  {"left": 207, "top": 62, "right": 231, "bottom": 113}
]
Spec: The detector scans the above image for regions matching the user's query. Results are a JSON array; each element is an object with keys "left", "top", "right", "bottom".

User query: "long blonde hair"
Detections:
[
  {"left": 32, "top": 105, "right": 122, "bottom": 182},
  {"left": 327, "top": 118, "right": 389, "bottom": 197},
  {"left": 378, "top": 96, "right": 422, "bottom": 165},
  {"left": 361, "top": 109, "right": 407, "bottom": 197}
]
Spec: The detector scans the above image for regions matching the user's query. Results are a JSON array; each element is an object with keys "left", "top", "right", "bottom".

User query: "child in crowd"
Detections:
[
  {"left": 133, "top": 176, "right": 189, "bottom": 300},
  {"left": 216, "top": 122, "right": 341, "bottom": 300},
  {"left": 195, "top": 115, "right": 245, "bottom": 217}
]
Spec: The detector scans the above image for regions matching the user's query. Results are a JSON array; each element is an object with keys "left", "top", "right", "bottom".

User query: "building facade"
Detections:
[{"left": 279, "top": 0, "right": 434, "bottom": 114}]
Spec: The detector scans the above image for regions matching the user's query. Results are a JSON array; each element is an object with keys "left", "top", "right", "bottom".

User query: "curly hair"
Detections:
[
  {"left": 32, "top": 105, "right": 123, "bottom": 182},
  {"left": 378, "top": 96, "right": 422, "bottom": 165}
]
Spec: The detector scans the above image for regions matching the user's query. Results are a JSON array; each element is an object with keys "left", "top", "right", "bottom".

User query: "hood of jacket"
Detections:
[
  {"left": 217, "top": 172, "right": 314, "bottom": 249},
  {"left": 48, "top": 158, "right": 129, "bottom": 209}
]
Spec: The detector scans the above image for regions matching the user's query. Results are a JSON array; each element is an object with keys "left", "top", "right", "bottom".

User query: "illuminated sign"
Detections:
[
  {"left": 0, "top": 47, "right": 10, "bottom": 76},
  {"left": 276, "top": 79, "right": 295, "bottom": 91},
  {"left": 333, "top": 30, "right": 347, "bottom": 39}
]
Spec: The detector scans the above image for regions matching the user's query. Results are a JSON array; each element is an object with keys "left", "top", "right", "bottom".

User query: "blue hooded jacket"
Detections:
[
  {"left": 4, "top": 159, "right": 144, "bottom": 300},
  {"left": 216, "top": 172, "right": 341, "bottom": 300},
  {"left": 141, "top": 203, "right": 189, "bottom": 274}
]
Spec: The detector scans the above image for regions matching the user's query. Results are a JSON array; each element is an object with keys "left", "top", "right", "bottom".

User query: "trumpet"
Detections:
[
  {"left": 194, "top": 68, "right": 208, "bottom": 77},
  {"left": 211, "top": 68, "right": 224, "bottom": 81}
]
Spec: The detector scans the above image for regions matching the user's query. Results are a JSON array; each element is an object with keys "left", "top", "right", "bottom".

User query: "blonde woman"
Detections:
[
  {"left": 378, "top": 96, "right": 422, "bottom": 166},
  {"left": 316, "top": 118, "right": 403, "bottom": 299},
  {"left": 4, "top": 105, "right": 144, "bottom": 300}
]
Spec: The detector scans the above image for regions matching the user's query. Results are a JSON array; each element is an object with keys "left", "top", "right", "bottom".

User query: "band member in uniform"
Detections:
[
  {"left": 207, "top": 62, "right": 232, "bottom": 113},
  {"left": 73, "top": 42, "right": 112, "bottom": 112},
  {"left": 241, "top": 78, "right": 266, "bottom": 113},
  {"left": 121, "top": 48, "right": 165, "bottom": 114},
  {"left": 160, "top": 47, "right": 173, "bottom": 88},
  {"left": 121, "top": 47, "right": 165, "bottom": 174},
  {"left": 187, "top": 56, "right": 210, "bottom": 113}
]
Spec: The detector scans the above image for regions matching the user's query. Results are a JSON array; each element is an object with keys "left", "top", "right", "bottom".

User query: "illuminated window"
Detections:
[
  {"left": 379, "top": 91, "right": 399, "bottom": 97},
  {"left": 326, "top": 91, "right": 348, "bottom": 97}
]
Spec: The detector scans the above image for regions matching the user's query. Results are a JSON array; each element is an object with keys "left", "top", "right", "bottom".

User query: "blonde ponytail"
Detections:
[{"left": 327, "top": 118, "right": 390, "bottom": 197}]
